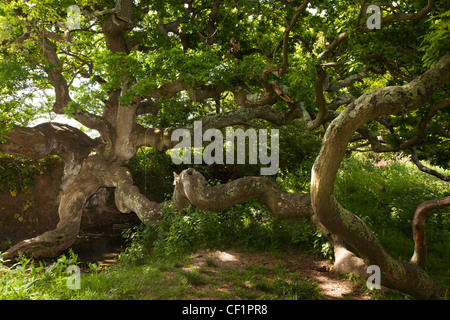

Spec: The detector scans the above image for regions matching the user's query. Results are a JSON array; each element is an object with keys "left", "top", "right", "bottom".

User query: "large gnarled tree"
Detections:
[{"left": 1, "top": 0, "right": 449, "bottom": 299}]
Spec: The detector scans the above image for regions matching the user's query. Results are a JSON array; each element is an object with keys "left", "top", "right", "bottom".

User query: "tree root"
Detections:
[{"left": 2, "top": 172, "right": 100, "bottom": 259}]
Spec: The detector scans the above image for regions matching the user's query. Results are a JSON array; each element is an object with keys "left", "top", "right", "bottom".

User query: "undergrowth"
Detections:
[
  {"left": 0, "top": 250, "right": 82, "bottom": 300},
  {"left": 335, "top": 154, "right": 450, "bottom": 288},
  {"left": 119, "top": 201, "right": 333, "bottom": 265},
  {"left": 0, "top": 155, "right": 448, "bottom": 299}
]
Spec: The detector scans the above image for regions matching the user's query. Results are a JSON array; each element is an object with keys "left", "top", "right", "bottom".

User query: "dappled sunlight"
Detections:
[
  {"left": 315, "top": 276, "right": 355, "bottom": 298},
  {"left": 183, "top": 250, "right": 239, "bottom": 272},
  {"left": 213, "top": 251, "right": 238, "bottom": 262},
  {"left": 183, "top": 249, "right": 370, "bottom": 300},
  {"left": 1, "top": 0, "right": 448, "bottom": 301},
  {"left": 309, "top": 272, "right": 368, "bottom": 300}
]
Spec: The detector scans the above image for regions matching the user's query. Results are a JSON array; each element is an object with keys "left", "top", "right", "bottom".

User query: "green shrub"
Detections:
[
  {"left": 120, "top": 200, "right": 299, "bottom": 262},
  {"left": 335, "top": 154, "right": 450, "bottom": 287},
  {"left": 0, "top": 250, "right": 81, "bottom": 300}
]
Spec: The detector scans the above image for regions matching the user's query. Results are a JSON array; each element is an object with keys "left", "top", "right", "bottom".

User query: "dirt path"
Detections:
[{"left": 185, "top": 248, "right": 372, "bottom": 300}]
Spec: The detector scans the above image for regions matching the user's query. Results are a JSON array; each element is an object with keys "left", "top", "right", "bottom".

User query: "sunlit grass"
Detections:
[
  {"left": 1, "top": 155, "right": 448, "bottom": 299},
  {"left": 335, "top": 154, "right": 450, "bottom": 288}
]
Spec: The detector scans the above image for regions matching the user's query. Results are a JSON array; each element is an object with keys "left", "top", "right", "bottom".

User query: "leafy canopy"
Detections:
[{"left": 0, "top": 0, "right": 448, "bottom": 165}]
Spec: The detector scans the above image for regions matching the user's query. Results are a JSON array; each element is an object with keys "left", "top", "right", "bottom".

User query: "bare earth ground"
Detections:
[{"left": 181, "top": 248, "right": 372, "bottom": 300}]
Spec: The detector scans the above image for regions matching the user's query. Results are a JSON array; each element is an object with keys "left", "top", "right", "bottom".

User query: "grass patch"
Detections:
[
  {"left": 254, "top": 278, "right": 321, "bottom": 300},
  {"left": 177, "top": 269, "right": 207, "bottom": 286},
  {"left": 1, "top": 155, "right": 448, "bottom": 299},
  {"left": 335, "top": 155, "right": 450, "bottom": 289},
  {"left": 0, "top": 248, "right": 326, "bottom": 300}
]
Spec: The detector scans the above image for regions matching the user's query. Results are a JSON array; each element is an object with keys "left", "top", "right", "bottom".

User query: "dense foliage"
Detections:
[
  {"left": 1, "top": 1, "right": 449, "bottom": 161},
  {"left": 0, "top": 0, "right": 449, "bottom": 299},
  {"left": 1, "top": 155, "right": 448, "bottom": 299}
]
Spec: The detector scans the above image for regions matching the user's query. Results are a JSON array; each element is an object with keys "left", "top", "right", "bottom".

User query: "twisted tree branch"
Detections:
[
  {"left": 173, "top": 168, "right": 313, "bottom": 219},
  {"left": 311, "top": 53, "right": 450, "bottom": 299},
  {"left": 410, "top": 149, "right": 450, "bottom": 182},
  {"left": 411, "top": 196, "right": 450, "bottom": 268}
]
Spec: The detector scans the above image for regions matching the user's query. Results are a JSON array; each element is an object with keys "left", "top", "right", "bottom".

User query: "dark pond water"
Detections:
[
  {"left": 66, "top": 222, "right": 139, "bottom": 266},
  {"left": 70, "top": 233, "right": 126, "bottom": 264}
]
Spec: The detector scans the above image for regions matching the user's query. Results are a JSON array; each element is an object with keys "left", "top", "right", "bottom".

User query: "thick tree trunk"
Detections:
[
  {"left": 310, "top": 53, "right": 450, "bottom": 299},
  {"left": 3, "top": 171, "right": 100, "bottom": 259},
  {"left": 1, "top": 154, "right": 166, "bottom": 259},
  {"left": 0, "top": 124, "right": 99, "bottom": 259}
]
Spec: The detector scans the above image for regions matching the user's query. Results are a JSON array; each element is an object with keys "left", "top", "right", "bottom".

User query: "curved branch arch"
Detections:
[
  {"left": 310, "top": 53, "right": 450, "bottom": 299},
  {"left": 411, "top": 196, "right": 450, "bottom": 268},
  {"left": 172, "top": 168, "right": 312, "bottom": 219}
]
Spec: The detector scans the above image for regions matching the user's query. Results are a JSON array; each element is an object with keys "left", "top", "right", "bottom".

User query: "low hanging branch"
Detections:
[
  {"left": 172, "top": 168, "right": 313, "bottom": 219},
  {"left": 172, "top": 168, "right": 369, "bottom": 278}
]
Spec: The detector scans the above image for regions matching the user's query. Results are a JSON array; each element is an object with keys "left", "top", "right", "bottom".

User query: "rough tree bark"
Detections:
[
  {"left": 310, "top": 53, "right": 450, "bottom": 300},
  {"left": 411, "top": 196, "right": 450, "bottom": 268},
  {"left": 172, "top": 168, "right": 312, "bottom": 219},
  {"left": 1, "top": 0, "right": 448, "bottom": 301}
]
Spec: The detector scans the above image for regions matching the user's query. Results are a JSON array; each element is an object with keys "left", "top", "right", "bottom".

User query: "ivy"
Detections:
[{"left": 0, "top": 154, "right": 62, "bottom": 193}]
